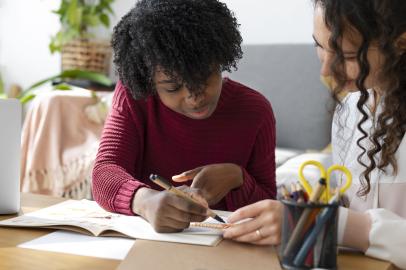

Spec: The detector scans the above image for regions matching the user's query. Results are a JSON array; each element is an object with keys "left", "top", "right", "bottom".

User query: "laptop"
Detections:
[{"left": 0, "top": 99, "right": 21, "bottom": 214}]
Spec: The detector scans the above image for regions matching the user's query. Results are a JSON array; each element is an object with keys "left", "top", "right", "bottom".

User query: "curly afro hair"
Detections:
[{"left": 112, "top": 0, "right": 243, "bottom": 99}]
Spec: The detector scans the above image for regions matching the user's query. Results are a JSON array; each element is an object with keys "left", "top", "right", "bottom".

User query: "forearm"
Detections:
[
  {"left": 92, "top": 90, "right": 147, "bottom": 215},
  {"left": 340, "top": 207, "right": 406, "bottom": 268}
]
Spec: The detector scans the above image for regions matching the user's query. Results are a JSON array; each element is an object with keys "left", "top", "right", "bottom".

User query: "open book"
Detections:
[{"left": 0, "top": 199, "right": 230, "bottom": 246}]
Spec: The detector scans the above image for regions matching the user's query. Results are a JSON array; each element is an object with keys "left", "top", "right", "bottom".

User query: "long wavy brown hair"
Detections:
[{"left": 314, "top": 0, "right": 406, "bottom": 196}]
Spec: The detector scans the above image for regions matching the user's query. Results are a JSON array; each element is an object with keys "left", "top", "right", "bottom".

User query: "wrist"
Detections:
[
  {"left": 342, "top": 209, "right": 371, "bottom": 252},
  {"left": 132, "top": 188, "right": 156, "bottom": 217},
  {"left": 230, "top": 163, "right": 243, "bottom": 189}
]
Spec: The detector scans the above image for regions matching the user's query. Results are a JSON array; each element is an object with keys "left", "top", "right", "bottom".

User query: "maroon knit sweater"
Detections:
[{"left": 92, "top": 78, "right": 276, "bottom": 215}]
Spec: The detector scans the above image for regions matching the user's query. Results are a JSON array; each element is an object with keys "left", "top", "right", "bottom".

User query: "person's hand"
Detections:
[
  {"left": 177, "top": 185, "right": 209, "bottom": 208},
  {"left": 172, "top": 163, "right": 243, "bottom": 206},
  {"left": 132, "top": 187, "right": 208, "bottom": 233},
  {"left": 223, "top": 200, "right": 282, "bottom": 245}
]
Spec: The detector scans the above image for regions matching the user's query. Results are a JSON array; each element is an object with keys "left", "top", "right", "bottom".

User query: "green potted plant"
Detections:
[
  {"left": 50, "top": 0, "right": 115, "bottom": 75},
  {"left": 1, "top": 1, "right": 115, "bottom": 104},
  {"left": 0, "top": 72, "right": 5, "bottom": 99}
]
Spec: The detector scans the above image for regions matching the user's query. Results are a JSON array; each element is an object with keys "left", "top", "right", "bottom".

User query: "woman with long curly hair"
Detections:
[
  {"left": 92, "top": 0, "right": 276, "bottom": 233},
  {"left": 224, "top": 0, "right": 406, "bottom": 267}
]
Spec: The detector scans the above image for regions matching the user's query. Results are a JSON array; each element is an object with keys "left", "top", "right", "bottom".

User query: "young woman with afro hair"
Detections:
[{"left": 92, "top": 0, "right": 276, "bottom": 233}]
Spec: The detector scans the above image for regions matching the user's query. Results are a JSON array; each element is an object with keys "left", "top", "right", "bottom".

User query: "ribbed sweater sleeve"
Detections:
[
  {"left": 92, "top": 85, "right": 148, "bottom": 215},
  {"left": 225, "top": 104, "right": 276, "bottom": 211}
]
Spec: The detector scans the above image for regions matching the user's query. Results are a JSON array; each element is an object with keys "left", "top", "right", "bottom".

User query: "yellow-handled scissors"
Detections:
[{"left": 298, "top": 160, "right": 352, "bottom": 203}]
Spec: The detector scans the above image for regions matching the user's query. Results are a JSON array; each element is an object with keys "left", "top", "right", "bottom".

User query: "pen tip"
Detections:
[{"left": 214, "top": 215, "right": 226, "bottom": 223}]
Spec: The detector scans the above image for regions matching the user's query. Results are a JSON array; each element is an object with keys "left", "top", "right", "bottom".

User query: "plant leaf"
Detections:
[
  {"left": 19, "top": 93, "right": 36, "bottom": 104},
  {"left": 0, "top": 72, "right": 4, "bottom": 94},
  {"left": 67, "top": 0, "right": 78, "bottom": 25},
  {"left": 107, "top": 6, "right": 114, "bottom": 15},
  {"left": 61, "top": 69, "right": 112, "bottom": 86},
  {"left": 49, "top": 31, "right": 64, "bottom": 54},
  {"left": 21, "top": 69, "right": 112, "bottom": 96},
  {"left": 53, "top": 83, "right": 72, "bottom": 90},
  {"left": 19, "top": 70, "right": 112, "bottom": 104},
  {"left": 83, "top": 14, "right": 99, "bottom": 27},
  {"left": 99, "top": 13, "right": 109, "bottom": 27}
]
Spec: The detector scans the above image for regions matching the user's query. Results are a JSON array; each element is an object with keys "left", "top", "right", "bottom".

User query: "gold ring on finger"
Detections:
[{"left": 255, "top": 229, "right": 263, "bottom": 238}]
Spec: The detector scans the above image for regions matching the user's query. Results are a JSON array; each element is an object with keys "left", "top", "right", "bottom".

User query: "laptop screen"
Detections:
[{"left": 0, "top": 99, "right": 21, "bottom": 214}]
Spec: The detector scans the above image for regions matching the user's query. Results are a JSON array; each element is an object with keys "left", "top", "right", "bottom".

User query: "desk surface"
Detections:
[{"left": 0, "top": 193, "right": 395, "bottom": 270}]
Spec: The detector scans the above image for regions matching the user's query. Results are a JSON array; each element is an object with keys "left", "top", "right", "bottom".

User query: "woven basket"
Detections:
[{"left": 61, "top": 38, "right": 112, "bottom": 75}]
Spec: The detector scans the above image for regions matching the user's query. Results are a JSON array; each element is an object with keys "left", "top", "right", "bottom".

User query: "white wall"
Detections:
[
  {"left": 107, "top": 0, "right": 315, "bottom": 44},
  {"left": 0, "top": 0, "right": 314, "bottom": 90},
  {"left": 223, "top": 0, "right": 314, "bottom": 44},
  {"left": 0, "top": 0, "right": 60, "bottom": 91}
]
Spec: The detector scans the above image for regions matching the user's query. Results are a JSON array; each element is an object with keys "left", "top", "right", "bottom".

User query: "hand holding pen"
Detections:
[
  {"left": 132, "top": 178, "right": 210, "bottom": 233},
  {"left": 150, "top": 174, "right": 226, "bottom": 223}
]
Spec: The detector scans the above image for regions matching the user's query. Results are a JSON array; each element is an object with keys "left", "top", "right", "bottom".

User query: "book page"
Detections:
[
  {"left": 0, "top": 200, "right": 117, "bottom": 236},
  {"left": 0, "top": 200, "right": 230, "bottom": 246}
]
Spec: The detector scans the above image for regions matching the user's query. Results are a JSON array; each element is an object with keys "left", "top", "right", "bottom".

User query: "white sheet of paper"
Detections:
[{"left": 18, "top": 231, "right": 135, "bottom": 260}]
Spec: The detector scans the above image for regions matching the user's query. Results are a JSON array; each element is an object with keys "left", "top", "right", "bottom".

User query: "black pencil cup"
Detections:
[{"left": 279, "top": 200, "right": 339, "bottom": 270}]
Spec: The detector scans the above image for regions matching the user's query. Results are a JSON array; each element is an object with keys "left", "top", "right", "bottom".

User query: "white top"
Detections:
[{"left": 332, "top": 91, "right": 406, "bottom": 269}]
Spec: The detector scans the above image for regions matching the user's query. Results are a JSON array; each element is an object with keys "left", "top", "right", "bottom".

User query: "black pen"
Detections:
[{"left": 149, "top": 174, "right": 226, "bottom": 223}]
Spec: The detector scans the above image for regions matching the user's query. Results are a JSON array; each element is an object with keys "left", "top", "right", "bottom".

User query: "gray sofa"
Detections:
[
  {"left": 226, "top": 44, "right": 334, "bottom": 188},
  {"left": 226, "top": 44, "right": 332, "bottom": 150}
]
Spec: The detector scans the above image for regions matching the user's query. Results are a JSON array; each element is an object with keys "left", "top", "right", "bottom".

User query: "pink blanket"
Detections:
[{"left": 20, "top": 90, "right": 107, "bottom": 199}]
